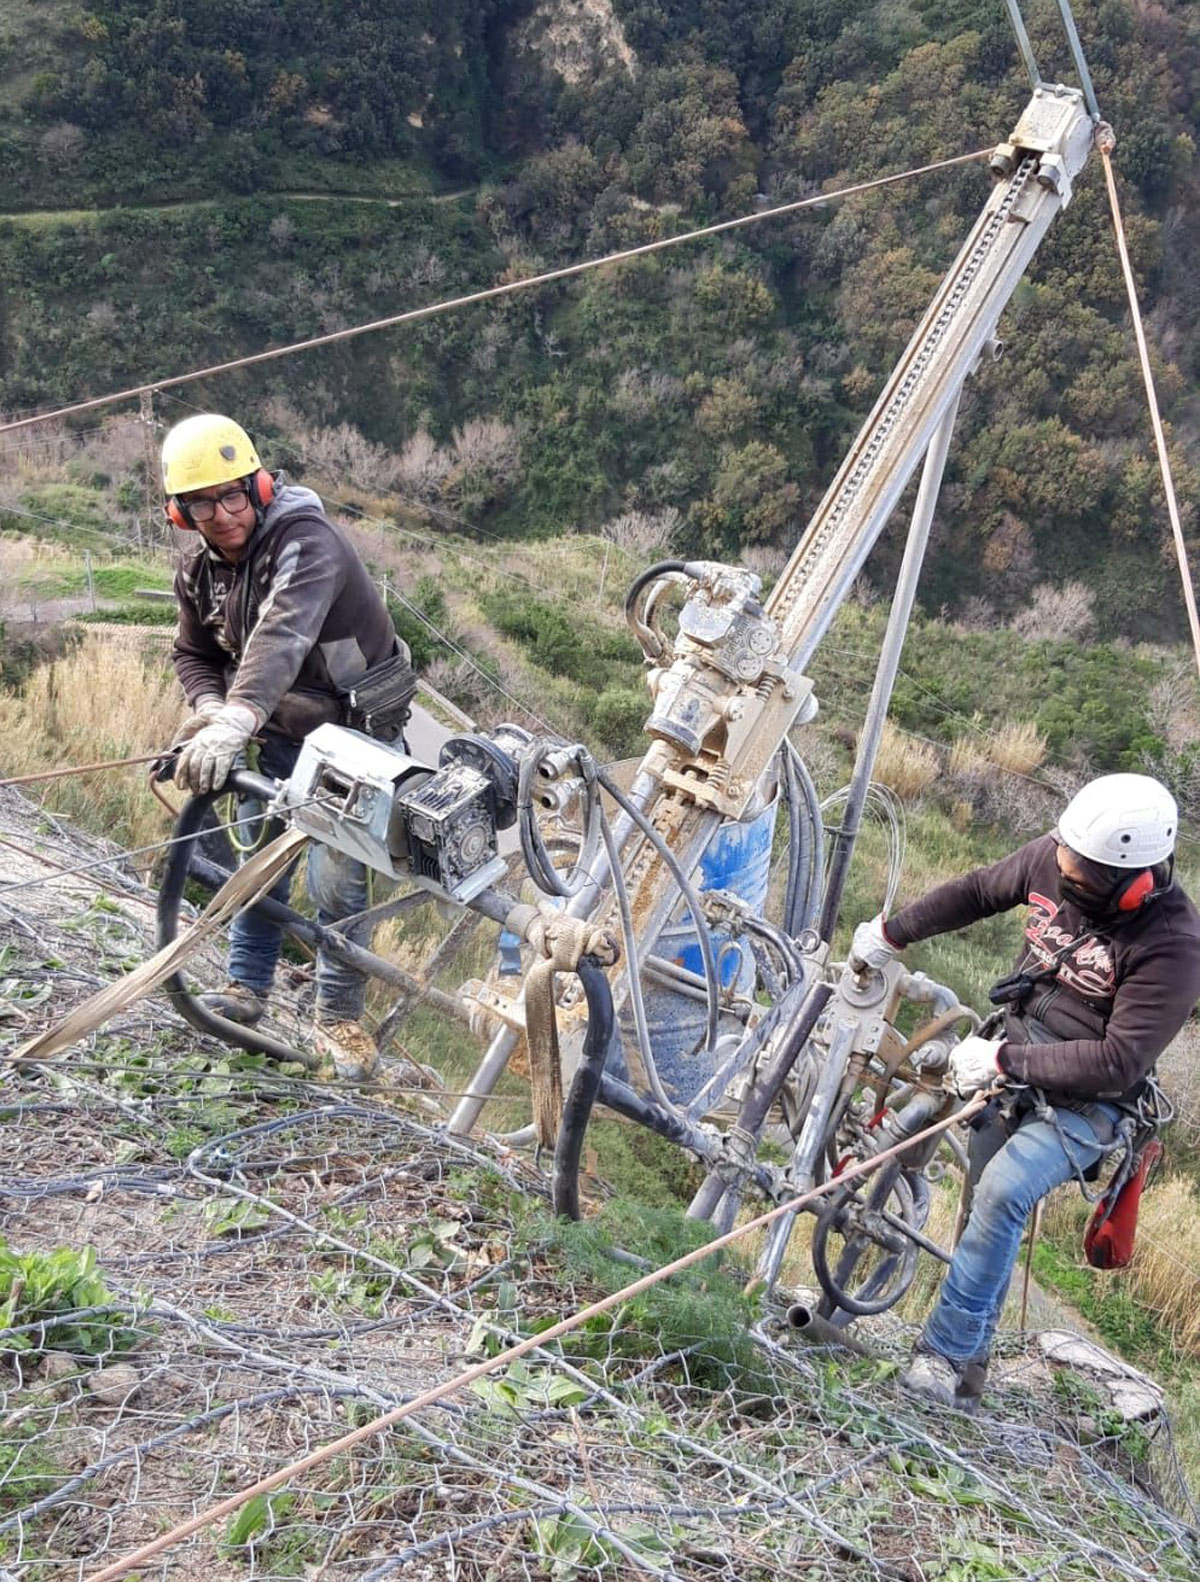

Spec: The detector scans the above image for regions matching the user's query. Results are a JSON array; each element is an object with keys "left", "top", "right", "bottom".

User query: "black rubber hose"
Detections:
[
  {"left": 594, "top": 763, "right": 721, "bottom": 1055},
  {"left": 811, "top": 1162, "right": 921, "bottom": 1317},
  {"left": 552, "top": 957, "right": 615, "bottom": 1220},
  {"left": 622, "top": 558, "right": 688, "bottom": 659},
  {"left": 594, "top": 1072, "right": 777, "bottom": 1198},
  {"left": 154, "top": 786, "right": 321, "bottom": 1067}
]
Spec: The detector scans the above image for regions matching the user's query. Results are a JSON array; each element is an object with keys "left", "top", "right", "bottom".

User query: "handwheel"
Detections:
[{"left": 811, "top": 1158, "right": 929, "bottom": 1317}]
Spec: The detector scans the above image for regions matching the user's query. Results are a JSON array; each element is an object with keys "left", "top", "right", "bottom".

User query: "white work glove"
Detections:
[
  {"left": 848, "top": 913, "right": 900, "bottom": 972},
  {"left": 947, "top": 1035, "right": 1005, "bottom": 1098},
  {"left": 171, "top": 694, "right": 226, "bottom": 747},
  {"left": 174, "top": 703, "right": 259, "bottom": 795}
]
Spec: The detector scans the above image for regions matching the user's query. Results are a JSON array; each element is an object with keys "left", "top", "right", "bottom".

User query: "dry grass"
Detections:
[
  {"left": 1157, "top": 1020, "right": 1200, "bottom": 1151},
  {"left": 1041, "top": 1170, "right": 1200, "bottom": 1361},
  {"left": 1125, "top": 1175, "right": 1200, "bottom": 1357},
  {"left": 984, "top": 719, "right": 1047, "bottom": 776},
  {"left": 947, "top": 720, "right": 1046, "bottom": 781},
  {"left": 871, "top": 719, "right": 941, "bottom": 801},
  {"left": 947, "top": 733, "right": 991, "bottom": 781},
  {"left": 0, "top": 631, "right": 183, "bottom": 859}
]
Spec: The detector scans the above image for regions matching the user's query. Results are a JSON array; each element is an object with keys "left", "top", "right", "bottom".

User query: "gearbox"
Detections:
[{"left": 278, "top": 724, "right": 506, "bottom": 902}]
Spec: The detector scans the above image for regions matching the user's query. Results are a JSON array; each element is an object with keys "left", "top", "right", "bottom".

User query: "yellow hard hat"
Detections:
[{"left": 161, "top": 413, "right": 262, "bottom": 495}]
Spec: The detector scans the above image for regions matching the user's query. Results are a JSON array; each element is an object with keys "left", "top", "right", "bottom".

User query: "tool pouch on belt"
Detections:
[
  {"left": 1084, "top": 1138, "right": 1162, "bottom": 1270},
  {"left": 343, "top": 646, "right": 416, "bottom": 743}
]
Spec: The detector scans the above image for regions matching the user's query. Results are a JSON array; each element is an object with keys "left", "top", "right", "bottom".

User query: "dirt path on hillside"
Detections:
[{"left": 0, "top": 188, "right": 474, "bottom": 223}]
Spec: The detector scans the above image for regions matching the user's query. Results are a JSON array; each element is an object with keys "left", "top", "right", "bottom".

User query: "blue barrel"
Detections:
[{"left": 622, "top": 794, "right": 778, "bottom": 1106}]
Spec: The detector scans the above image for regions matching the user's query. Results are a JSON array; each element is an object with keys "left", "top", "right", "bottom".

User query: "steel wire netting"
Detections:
[
  {"left": 3, "top": 1098, "right": 1199, "bottom": 1582},
  {"left": 2, "top": 790, "right": 1200, "bottom": 1581}
]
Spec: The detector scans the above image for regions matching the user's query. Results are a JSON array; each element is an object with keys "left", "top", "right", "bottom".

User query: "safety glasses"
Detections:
[{"left": 181, "top": 486, "right": 252, "bottom": 524}]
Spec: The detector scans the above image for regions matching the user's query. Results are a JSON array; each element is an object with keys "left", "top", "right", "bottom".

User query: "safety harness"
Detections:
[{"left": 985, "top": 936, "right": 1172, "bottom": 1270}]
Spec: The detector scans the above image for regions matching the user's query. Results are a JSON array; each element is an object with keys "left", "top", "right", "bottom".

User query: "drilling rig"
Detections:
[{"left": 153, "top": 32, "right": 1106, "bottom": 1321}]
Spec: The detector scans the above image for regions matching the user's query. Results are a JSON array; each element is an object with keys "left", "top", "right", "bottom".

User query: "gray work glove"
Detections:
[
  {"left": 947, "top": 1035, "right": 1006, "bottom": 1098},
  {"left": 174, "top": 703, "right": 259, "bottom": 795},
  {"left": 171, "top": 695, "right": 226, "bottom": 748},
  {"left": 848, "top": 913, "right": 900, "bottom": 972}
]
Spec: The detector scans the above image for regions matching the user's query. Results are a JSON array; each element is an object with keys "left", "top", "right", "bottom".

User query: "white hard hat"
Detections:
[{"left": 1058, "top": 773, "right": 1177, "bottom": 867}]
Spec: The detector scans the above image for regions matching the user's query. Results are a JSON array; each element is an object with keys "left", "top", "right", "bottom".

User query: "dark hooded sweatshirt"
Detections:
[
  {"left": 172, "top": 481, "right": 400, "bottom": 741},
  {"left": 885, "top": 833, "right": 1200, "bottom": 1105}
]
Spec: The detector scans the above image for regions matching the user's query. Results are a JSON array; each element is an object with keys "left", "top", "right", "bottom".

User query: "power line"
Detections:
[
  {"left": 382, "top": 581, "right": 557, "bottom": 735},
  {"left": 0, "top": 149, "right": 991, "bottom": 437}
]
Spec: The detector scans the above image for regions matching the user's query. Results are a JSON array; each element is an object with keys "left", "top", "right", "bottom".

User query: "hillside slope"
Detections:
[
  {"left": 1, "top": 785, "right": 1198, "bottom": 1578},
  {"left": 1, "top": 2, "right": 1199, "bottom": 635}
]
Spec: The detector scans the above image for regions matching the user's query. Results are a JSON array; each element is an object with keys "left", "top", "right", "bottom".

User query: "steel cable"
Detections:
[{"left": 0, "top": 150, "right": 991, "bottom": 437}]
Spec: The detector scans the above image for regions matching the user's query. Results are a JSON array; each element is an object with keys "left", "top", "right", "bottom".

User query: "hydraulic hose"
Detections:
[
  {"left": 595, "top": 764, "right": 721, "bottom": 1056},
  {"left": 517, "top": 739, "right": 602, "bottom": 899},
  {"left": 782, "top": 740, "right": 825, "bottom": 938},
  {"left": 552, "top": 957, "right": 615, "bottom": 1220},
  {"left": 155, "top": 783, "right": 320, "bottom": 1067},
  {"left": 622, "top": 558, "right": 688, "bottom": 659}
]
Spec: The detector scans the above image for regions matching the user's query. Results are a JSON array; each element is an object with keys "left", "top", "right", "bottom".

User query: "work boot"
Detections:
[
  {"left": 897, "top": 1348, "right": 962, "bottom": 1409},
  {"left": 200, "top": 981, "right": 267, "bottom": 1026},
  {"left": 956, "top": 1358, "right": 989, "bottom": 1416},
  {"left": 313, "top": 1018, "right": 380, "bottom": 1083}
]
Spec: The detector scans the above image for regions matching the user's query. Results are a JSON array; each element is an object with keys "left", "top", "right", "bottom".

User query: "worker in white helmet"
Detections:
[
  {"left": 163, "top": 413, "right": 414, "bottom": 1082},
  {"left": 850, "top": 772, "right": 1200, "bottom": 1411}
]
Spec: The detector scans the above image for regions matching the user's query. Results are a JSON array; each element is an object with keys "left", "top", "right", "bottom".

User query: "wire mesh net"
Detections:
[{"left": 2, "top": 786, "right": 1199, "bottom": 1581}]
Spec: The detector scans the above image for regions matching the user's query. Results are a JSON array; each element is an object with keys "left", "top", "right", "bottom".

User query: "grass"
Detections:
[
  {"left": 1039, "top": 1175, "right": 1200, "bottom": 1365},
  {"left": 0, "top": 543, "right": 171, "bottom": 602},
  {"left": 0, "top": 629, "right": 181, "bottom": 859},
  {"left": 871, "top": 718, "right": 941, "bottom": 800},
  {"left": 0, "top": 1424, "right": 65, "bottom": 1517}
]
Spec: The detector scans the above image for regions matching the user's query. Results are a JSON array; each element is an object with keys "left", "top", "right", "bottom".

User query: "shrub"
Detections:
[
  {"left": 387, "top": 575, "right": 449, "bottom": 670},
  {"left": 588, "top": 685, "right": 649, "bottom": 760},
  {"left": 1011, "top": 581, "right": 1095, "bottom": 643},
  {"left": 484, "top": 589, "right": 582, "bottom": 678},
  {"left": 0, "top": 1239, "right": 129, "bottom": 1357},
  {"left": 871, "top": 719, "right": 941, "bottom": 802}
]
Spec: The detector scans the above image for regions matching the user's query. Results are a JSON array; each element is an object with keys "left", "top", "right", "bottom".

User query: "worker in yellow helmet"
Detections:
[{"left": 163, "top": 412, "right": 414, "bottom": 1081}]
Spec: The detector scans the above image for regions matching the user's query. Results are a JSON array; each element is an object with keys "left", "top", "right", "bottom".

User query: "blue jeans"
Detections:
[
  {"left": 226, "top": 732, "right": 371, "bottom": 1021},
  {"left": 922, "top": 1097, "right": 1120, "bottom": 1366}
]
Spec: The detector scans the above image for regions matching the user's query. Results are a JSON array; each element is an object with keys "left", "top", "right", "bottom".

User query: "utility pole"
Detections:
[{"left": 139, "top": 390, "right": 159, "bottom": 548}]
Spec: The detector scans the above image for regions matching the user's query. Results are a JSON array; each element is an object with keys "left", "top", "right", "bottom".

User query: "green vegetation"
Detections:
[
  {"left": 0, "top": 1423, "right": 65, "bottom": 1518},
  {"left": 0, "top": 3, "right": 1197, "bottom": 638},
  {"left": 526, "top": 1197, "right": 769, "bottom": 1394},
  {"left": 0, "top": 1238, "right": 129, "bottom": 1357},
  {"left": 4, "top": 3, "right": 1200, "bottom": 1545},
  {"left": 812, "top": 602, "right": 1180, "bottom": 781},
  {"left": 1033, "top": 1236, "right": 1163, "bottom": 1365}
]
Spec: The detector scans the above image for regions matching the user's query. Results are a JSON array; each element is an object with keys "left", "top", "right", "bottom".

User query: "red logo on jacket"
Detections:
[{"left": 1025, "top": 892, "right": 1115, "bottom": 999}]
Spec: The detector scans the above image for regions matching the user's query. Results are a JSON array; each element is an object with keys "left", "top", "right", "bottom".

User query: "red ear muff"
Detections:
[
  {"left": 165, "top": 497, "right": 192, "bottom": 531},
  {"left": 1116, "top": 869, "right": 1155, "bottom": 912},
  {"left": 249, "top": 469, "right": 275, "bottom": 509}
]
